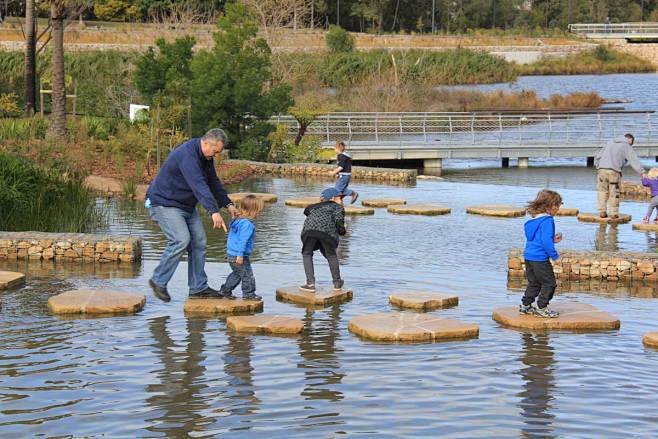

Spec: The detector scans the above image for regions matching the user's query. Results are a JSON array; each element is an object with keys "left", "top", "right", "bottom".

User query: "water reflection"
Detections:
[
  {"left": 517, "top": 332, "right": 556, "bottom": 439},
  {"left": 508, "top": 276, "right": 658, "bottom": 298},
  {"left": 223, "top": 332, "right": 260, "bottom": 416},
  {"left": 595, "top": 224, "right": 619, "bottom": 252}
]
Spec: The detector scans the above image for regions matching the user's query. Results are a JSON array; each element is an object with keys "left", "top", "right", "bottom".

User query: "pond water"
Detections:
[{"left": 2, "top": 167, "right": 658, "bottom": 437}]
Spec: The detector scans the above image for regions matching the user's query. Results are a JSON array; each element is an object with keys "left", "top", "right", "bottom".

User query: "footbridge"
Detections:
[
  {"left": 273, "top": 110, "right": 658, "bottom": 168},
  {"left": 569, "top": 23, "right": 658, "bottom": 41}
]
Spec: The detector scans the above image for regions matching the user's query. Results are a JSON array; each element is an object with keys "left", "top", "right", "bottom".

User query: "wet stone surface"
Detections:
[
  {"left": 229, "top": 192, "right": 278, "bottom": 204},
  {"left": 276, "top": 286, "right": 353, "bottom": 306},
  {"left": 387, "top": 204, "right": 451, "bottom": 216},
  {"left": 48, "top": 289, "right": 146, "bottom": 315},
  {"left": 348, "top": 312, "right": 479, "bottom": 342},
  {"left": 184, "top": 298, "right": 263, "bottom": 315},
  {"left": 0, "top": 271, "right": 25, "bottom": 290},
  {"left": 226, "top": 314, "right": 303, "bottom": 335},
  {"left": 389, "top": 291, "right": 459, "bottom": 311},
  {"left": 556, "top": 207, "right": 579, "bottom": 216},
  {"left": 361, "top": 198, "right": 407, "bottom": 207},
  {"left": 344, "top": 206, "right": 375, "bottom": 215},
  {"left": 466, "top": 205, "right": 526, "bottom": 218},
  {"left": 577, "top": 213, "right": 632, "bottom": 224},
  {"left": 643, "top": 332, "right": 658, "bottom": 348},
  {"left": 284, "top": 197, "right": 321, "bottom": 208},
  {"left": 492, "top": 302, "right": 620, "bottom": 331}
]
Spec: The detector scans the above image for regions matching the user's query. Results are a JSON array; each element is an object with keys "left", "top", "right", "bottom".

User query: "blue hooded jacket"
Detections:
[
  {"left": 227, "top": 218, "right": 255, "bottom": 257},
  {"left": 523, "top": 215, "right": 559, "bottom": 261}
]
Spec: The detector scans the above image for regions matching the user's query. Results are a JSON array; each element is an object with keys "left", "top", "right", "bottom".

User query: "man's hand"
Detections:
[
  {"left": 211, "top": 212, "right": 227, "bottom": 233},
  {"left": 227, "top": 204, "right": 239, "bottom": 219},
  {"left": 235, "top": 256, "right": 244, "bottom": 265}
]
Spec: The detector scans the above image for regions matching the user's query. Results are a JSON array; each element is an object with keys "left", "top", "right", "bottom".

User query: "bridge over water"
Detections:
[
  {"left": 273, "top": 111, "right": 658, "bottom": 168},
  {"left": 569, "top": 23, "right": 658, "bottom": 41}
]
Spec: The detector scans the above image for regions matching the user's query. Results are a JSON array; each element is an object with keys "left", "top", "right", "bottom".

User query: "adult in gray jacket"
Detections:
[{"left": 594, "top": 133, "right": 645, "bottom": 219}]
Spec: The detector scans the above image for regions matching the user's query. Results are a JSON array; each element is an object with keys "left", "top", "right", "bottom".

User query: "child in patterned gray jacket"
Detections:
[{"left": 299, "top": 187, "right": 346, "bottom": 292}]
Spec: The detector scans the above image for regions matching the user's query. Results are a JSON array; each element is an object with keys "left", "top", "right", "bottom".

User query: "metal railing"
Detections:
[
  {"left": 271, "top": 111, "right": 657, "bottom": 149},
  {"left": 569, "top": 22, "right": 658, "bottom": 36}
]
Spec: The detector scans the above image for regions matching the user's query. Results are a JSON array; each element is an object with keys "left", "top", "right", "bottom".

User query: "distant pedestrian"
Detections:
[
  {"left": 520, "top": 189, "right": 563, "bottom": 318},
  {"left": 594, "top": 134, "right": 645, "bottom": 219},
  {"left": 641, "top": 167, "right": 658, "bottom": 223},
  {"left": 330, "top": 141, "right": 358, "bottom": 204}
]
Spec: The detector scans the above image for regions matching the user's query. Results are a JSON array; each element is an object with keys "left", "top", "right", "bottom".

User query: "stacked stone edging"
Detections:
[
  {"left": 232, "top": 160, "right": 416, "bottom": 183},
  {"left": 0, "top": 232, "right": 141, "bottom": 263},
  {"left": 508, "top": 248, "right": 658, "bottom": 282},
  {"left": 620, "top": 181, "right": 651, "bottom": 200}
]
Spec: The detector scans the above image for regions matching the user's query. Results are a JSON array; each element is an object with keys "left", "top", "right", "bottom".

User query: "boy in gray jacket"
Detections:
[{"left": 594, "top": 133, "right": 645, "bottom": 219}]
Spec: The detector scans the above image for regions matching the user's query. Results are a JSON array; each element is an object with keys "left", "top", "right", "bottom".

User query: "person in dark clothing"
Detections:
[
  {"left": 145, "top": 128, "right": 238, "bottom": 302},
  {"left": 299, "top": 187, "right": 347, "bottom": 292},
  {"left": 520, "top": 189, "right": 563, "bottom": 318},
  {"left": 330, "top": 141, "right": 358, "bottom": 204}
]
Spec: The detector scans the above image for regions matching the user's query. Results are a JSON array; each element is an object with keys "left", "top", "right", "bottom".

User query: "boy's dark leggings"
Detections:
[
  {"left": 523, "top": 260, "right": 557, "bottom": 309},
  {"left": 302, "top": 237, "right": 341, "bottom": 284}
]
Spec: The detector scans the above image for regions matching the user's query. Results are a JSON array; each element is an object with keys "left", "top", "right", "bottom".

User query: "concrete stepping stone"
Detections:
[
  {"left": 0, "top": 271, "right": 25, "bottom": 290},
  {"left": 226, "top": 314, "right": 303, "bottom": 335},
  {"left": 362, "top": 198, "right": 407, "bottom": 208},
  {"left": 48, "top": 289, "right": 145, "bottom": 315},
  {"left": 492, "top": 302, "right": 620, "bottom": 330},
  {"left": 387, "top": 204, "right": 451, "bottom": 216},
  {"left": 229, "top": 192, "right": 278, "bottom": 203},
  {"left": 466, "top": 205, "right": 526, "bottom": 218},
  {"left": 556, "top": 207, "right": 579, "bottom": 216},
  {"left": 276, "top": 286, "right": 353, "bottom": 306},
  {"left": 389, "top": 291, "right": 458, "bottom": 311},
  {"left": 348, "top": 312, "right": 479, "bottom": 342},
  {"left": 344, "top": 205, "right": 375, "bottom": 215},
  {"left": 577, "top": 212, "right": 631, "bottom": 224},
  {"left": 285, "top": 197, "right": 321, "bottom": 208},
  {"left": 632, "top": 223, "right": 658, "bottom": 232},
  {"left": 643, "top": 332, "right": 658, "bottom": 348},
  {"left": 184, "top": 298, "right": 263, "bottom": 315}
]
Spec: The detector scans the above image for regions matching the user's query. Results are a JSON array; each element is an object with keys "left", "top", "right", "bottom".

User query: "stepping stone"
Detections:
[
  {"left": 184, "top": 298, "right": 263, "bottom": 315},
  {"left": 348, "top": 312, "right": 479, "bottom": 342},
  {"left": 285, "top": 197, "right": 321, "bottom": 208},
  {"left": 556, "top": 207, "right": 579, "bottom": 216},
  {"left": 229, "top": 192, "right": 278, "bottom": 203},
  {"left": 492, "top": 302, "right": 620, "bottom": 330},
  {"left": 417, "top": 175, "right": 443, "bottom": 181},
  {"left": 226, "top": 314, "right": 303, "bottom": 335},
  {"left": 577, "top": 212, "right": 631, "bottom": 224},
  {"left": 0, "top": 271, "right": 25, "bottom": 290},
  {"left": 276, "top": 286, "right": 353, "bottom": 306},
  {"left": 387, "top": 204, "right": 451, "bottom": 216},
  {"left": 643, "top": 332, "right": 658, "bottom": 348},
  {"left": 48, "top": 289, "right": 145, "bottom": 315},
  {"left": 632, "top": 223, "right": 658, "bottom": 232},
  {"left": 466, "top": 205, "right": 526, "bottom": 218},
  {"left": 344, "top": 205, "right": 375, "bottom": 215},
  {"left": 362, "top": 198, "right": 407, "bottom": 208},
  {"left": 389, "top": 291, "right": 458, "bottom": 311}
]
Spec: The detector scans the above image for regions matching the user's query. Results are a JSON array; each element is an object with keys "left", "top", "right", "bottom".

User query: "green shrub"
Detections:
[
  {"left": 326, "top": 25, "right": 355, "bottom": 53},
  {"left": 0, "top": 117, "right": 48, "bottom": 142},
  {"left": 0, "top": 93, "right": 21, "bottom": 117}
]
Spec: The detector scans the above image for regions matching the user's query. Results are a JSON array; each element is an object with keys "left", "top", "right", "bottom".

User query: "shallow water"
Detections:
[{"left": 2, "top": 168, "right": 658, "bottom": 437}]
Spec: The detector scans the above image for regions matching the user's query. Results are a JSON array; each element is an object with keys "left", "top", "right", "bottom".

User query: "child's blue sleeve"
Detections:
[
  {"left": 234, "top": 221, "right": 255, "bottom": 256},
  {"left": 540, "top": 218, "right": 559, "bottom": 260}
]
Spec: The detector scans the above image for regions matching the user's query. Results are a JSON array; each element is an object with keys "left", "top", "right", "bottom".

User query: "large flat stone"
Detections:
[
  {"left": 492, "top": 302, "right": 620, "bottom": 330},
  {"left": 0, "top": 271, "right": 25, "bottom": 290},
  {"left": 632, "top": 223, "right": 658, "bottom": 232},
  {"left": 362, "top": 198, "right": 407, "bottom": 207},
  {"left": 285, "top": 197, "right": 321, "bottom": 208},
  {"left": 387, "top": 204, "right": 451, "bottom": 216},
  {"left": 466, "top": 205, "right": 526, "bottom": 217},
  {"left": 577, "top": 212, "right": 632, "bottom": 224},
  {"left": 344, "top": 205, "right": 375, "bottom": 215},
  {"left": 556, "top": 207, "right": 579, "bottom": 216},
  {"left": 226, "top": 314, "right": 303, "bottom": 335},
  {"left": 184, "top": 298, "right": 263, "bottom": 315},
  {"left": 276, "top": 286, "right": 353, "bottom": 306},
  {"left": 348, "top": 312, "right": 479, "bottom": 342},
  {"left": 229, "top": 192, "right": 278, "bottom": 203},
  {"left": 48, "top": 289, "right": 145, "bottom": 315},
  {"left": 643, "top": 332, "right": 658, "bottom": 348},
  {"left": 389, "top": 291, "right": 458, "bottom": 311}
]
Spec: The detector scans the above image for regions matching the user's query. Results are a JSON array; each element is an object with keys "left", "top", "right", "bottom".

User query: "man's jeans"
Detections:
[
  {"left": 335, "top": 174, "right": 353, "bottom": 197},
  {"left": 221, "top": 256, "right": 256, "bottom": 296},
  {"left": 150, "top": 206, "right": 208, "bottom": 294}
]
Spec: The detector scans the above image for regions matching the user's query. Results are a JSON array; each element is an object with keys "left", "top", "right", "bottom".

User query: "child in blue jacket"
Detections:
[
  {"left": 520, "top": 189, "right": 563, "bottom": 318},
  {"left": 219, "top": 195, "right": 264, "bottom": 301}
]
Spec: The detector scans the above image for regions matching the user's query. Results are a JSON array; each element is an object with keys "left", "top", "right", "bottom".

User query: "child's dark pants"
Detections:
[
  {"left": 522, "top": 260, "right": 557, "bottom": 309},
  {"left": 302, "top": 237, "right": 341, "bottom": 285}
]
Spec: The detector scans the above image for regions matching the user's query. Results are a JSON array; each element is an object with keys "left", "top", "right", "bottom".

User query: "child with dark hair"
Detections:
[
  {"left": 330, "top": 141, "right": 358, "bottom": 204},
  {"left": 520, "top": 189, "right": 563, "bottom": 318}
]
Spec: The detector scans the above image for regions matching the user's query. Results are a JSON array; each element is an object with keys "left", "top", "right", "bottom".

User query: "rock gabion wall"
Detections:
[
  {"left": 620, "top": 181, "right": 651, "bottom": 200},
  {"left": 0, "top": 232, "right": 141, "bottom": 263},
  {"left": 241, "top": 161, "right": 417, "bottom": 183},
  {"left": 508, "top": 248, "right": 658, "bottom": 282}
]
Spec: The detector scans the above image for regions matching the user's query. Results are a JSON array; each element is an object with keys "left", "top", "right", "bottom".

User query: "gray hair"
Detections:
[{"left": 202, "top": 128, "right": 228, "bottom": 145}]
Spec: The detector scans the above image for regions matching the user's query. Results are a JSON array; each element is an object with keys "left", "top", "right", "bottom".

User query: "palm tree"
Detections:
[
  {"left": 24, "top": 0, "right": 36, "bottom": 115},
  {"left": 48, "top": 0, "right": 67, "bottom": 138}
]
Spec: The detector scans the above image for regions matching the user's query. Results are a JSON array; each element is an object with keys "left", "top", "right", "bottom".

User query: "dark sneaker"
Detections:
[
  {"left": 189, "top": 286, "right": 224, "bottom": 299},
  {"left": 533, "top": 306, "right": 559, "bottom": 318},
  {"left": 599, "top": 211, "right": 608, "bottom": 218},
  {"left": 299, "top": 284, "right": 316, "bottom": 293},
  {"left": 610, "top": 214, "right": 619, "bottom": 220},
  {"left": 149, "top": 279, "right": 171, "bottom": 303},
  {"left": 243, "top": 293, "right": 262, "bottom": 301},
  {"left": 350, "top": 192, "right": 359, "bottom": 204},
  {"left": 220, "top": 290, "right": 236, "bottom": 300},
  {"left": 519, "top": 304, "right": 535, "bottom": 315},
  {"left": 333, "top": 279, "right": 344, "bottom": 290}
]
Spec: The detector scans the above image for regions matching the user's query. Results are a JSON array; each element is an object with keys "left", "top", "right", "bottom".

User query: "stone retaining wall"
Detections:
[
  {"left": 238, "top": 160, "right": 417, "bottom": 183},
  {"left": 621, "top": 181, "right": 651, "bottom": 200},
  {"left": 0, "top": 232, "right": 141, "bottom": 263},
  {"left": 508, "top": 248, "right": 658, "bottom": 282}
]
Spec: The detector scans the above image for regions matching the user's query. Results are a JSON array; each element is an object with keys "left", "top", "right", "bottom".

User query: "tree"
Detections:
[
  {"left": 94, "top": 0, "right": 140, "bottom": 21},
  {"left": 190, "top": 3, "right": 292, "bottom": 158},
  {"left": 49, "top": 0, "right": 68, "bottom": 138},
  {"left": 24, "top": 0, "right": 36, "bottom": 115}
]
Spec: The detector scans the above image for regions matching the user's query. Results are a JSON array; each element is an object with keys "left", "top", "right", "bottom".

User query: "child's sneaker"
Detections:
[
  {"left": 220, "top": 290, "right": 236, "bottom": 300},
  {"left": 242, "top": 293, "right": 262, "bottom": 301},
  {"left": 350, "top": 191, "right": 359, "bottom": 204},
  {"left": 643, "top": 216, "right": 650, "bottom": 224},
  {"left": 333, "top": 279, "right": 344, "bottom": 290},
  {"left": 519, "top": 304, "right": 535, "bottom": 315},
  {"left": 533, "top": 306, "right": 559, "bottom": 318},
  {"left": 299, "top": 283, "right": 316, "bottom": 293}
]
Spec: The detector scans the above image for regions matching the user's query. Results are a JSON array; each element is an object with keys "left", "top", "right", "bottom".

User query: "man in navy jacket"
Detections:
[{"left": 145, "top": 128, "right": 238, "bottom": 302}]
